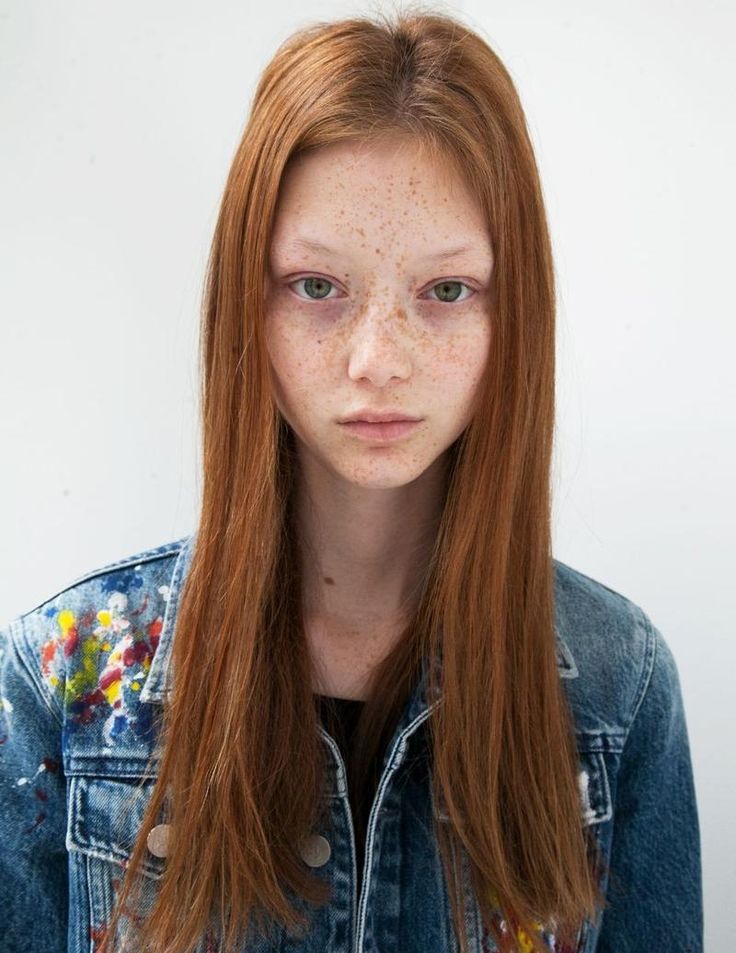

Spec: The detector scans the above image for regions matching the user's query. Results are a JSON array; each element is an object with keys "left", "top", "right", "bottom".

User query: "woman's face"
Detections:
[{"left": 264, "top": 135, "right": 494, "bottom": 490}]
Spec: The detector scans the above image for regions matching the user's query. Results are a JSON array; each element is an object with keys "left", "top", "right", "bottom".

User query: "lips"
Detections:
[
  {"left": 339, "top": 419, "right": 421, "bottom": 441},
  {"left": 340, "top": 411, "right": 422, "bottom": 423},
  {"left": 348, "top": 417, "right": 416, "bottom": 423}
]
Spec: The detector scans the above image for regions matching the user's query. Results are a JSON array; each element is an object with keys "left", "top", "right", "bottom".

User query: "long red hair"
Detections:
[{"left": 101, "top": 8, "right": 607, "bottom": 952}]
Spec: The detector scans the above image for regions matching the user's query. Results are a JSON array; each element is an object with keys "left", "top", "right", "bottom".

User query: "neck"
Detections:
[{"left": 296, "top": 453, "right": 448, "bottom": 627}]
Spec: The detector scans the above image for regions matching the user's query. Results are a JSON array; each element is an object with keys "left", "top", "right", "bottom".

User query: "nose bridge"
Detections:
[
  {"left": 355, "top": 281, "right": 408, "bottom": 335},
  {"left": 346, "top": 288, "right": 412, "bottom": 380}
]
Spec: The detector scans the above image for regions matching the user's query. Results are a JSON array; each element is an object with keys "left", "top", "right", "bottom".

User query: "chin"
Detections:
[{"left": 336, "top": 459, "right": 433, "bottom": 490}]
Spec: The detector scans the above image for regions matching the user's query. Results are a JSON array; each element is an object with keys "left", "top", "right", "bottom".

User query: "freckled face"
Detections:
[{"left": 264, "top": 135, "right": 494, "bottom": 489}]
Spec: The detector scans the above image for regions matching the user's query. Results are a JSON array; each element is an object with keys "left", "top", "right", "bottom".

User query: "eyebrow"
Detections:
[{"left": 288, "top": 237, "right": 482, "bottom": 262}]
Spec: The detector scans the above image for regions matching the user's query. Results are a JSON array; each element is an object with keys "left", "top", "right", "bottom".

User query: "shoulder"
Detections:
[
  {"left": 2, "top": 536, "right": 189, "bottom": 734},
  {"left": 552, "top": 558, "right": 677, "bottom": 745},
  {"left": 13, "top": 536, "right": 187, "bottom": 621}
]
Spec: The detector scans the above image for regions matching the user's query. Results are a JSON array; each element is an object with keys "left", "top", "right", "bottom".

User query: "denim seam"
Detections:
[
  {"left": 83, "top": 851, "right": 95, "bottom": 953},
  {"left": 623, "top": 608, "right": 657, "bottom": 743},
  {"left": 6, "top": 617, "right": 64, "bottom": 728}
]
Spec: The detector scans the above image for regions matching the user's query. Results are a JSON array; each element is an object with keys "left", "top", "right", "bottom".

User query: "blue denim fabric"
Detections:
[{"left": 0, "top": 533, "right": 703, "bottom": 952}]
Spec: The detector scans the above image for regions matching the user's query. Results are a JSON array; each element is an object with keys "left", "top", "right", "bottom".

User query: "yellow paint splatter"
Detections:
[
  {"left": 131, "top": 681, "right": 141, "bottom": 691},
  {"left": 101, "top": 678, "right": 122, "bottom": 706},
  {"left": 65, "top": 636, "right": 102, "bottom": 704},
  {"left": 515, "top": 928, "right": 535, "bottom": 953},
  {"left": 97, "top": 610, "right": 112, "bottom": 628},
  {"left": 101, "top": 642, "right": 111, "bottom": 651},
  {"left": 57, "top": 609, "right": 76, "bottom": 634},
  {"left": 516, "top": 919, "right": 546, "bottom": 952}
]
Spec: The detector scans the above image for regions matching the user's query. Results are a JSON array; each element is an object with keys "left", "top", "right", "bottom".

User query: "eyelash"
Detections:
[{"left": 287, "top": 275, "right": 477, "bottom": 304}]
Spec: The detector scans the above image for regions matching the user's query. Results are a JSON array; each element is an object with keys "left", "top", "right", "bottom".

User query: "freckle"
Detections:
[{"left": 324, "top": 576, "right": 335, "bottom": 586}]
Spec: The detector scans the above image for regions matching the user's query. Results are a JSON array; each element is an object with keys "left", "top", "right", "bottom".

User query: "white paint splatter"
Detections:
[
  {"left": 578, "top": 768, "right": 597, "bottom": 824},
  {"left": 16, "top": 761, "right": 48, "bottom": 786},
  {"left": 108, "top": 591, "right": 128, "bottom": 614}
]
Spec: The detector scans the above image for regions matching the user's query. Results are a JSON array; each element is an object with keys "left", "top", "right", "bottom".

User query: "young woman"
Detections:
[{"left": 0, "top": 9, "right": 702, "bottom": 953}]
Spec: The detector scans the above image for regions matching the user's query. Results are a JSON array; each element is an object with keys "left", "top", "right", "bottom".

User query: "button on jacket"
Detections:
[{"left": 0, "top": 533, "right": 703, "bottom": 952}]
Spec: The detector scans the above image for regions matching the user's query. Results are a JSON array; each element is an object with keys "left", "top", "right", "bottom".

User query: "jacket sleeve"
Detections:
[
  {"left": 0, "top": 614, "right": 69, "bottom": 953},
  {"left": 596, "top": 613, "right": 703, "bottom": 953}
]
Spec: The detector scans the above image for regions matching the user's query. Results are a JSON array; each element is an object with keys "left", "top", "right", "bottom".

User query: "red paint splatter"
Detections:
[
  {"left": 70, "top": 687, "right": 107, "bottom": 724},
  {"left": 24, "top": 811, "right": 47, "bottom": 833},
  {"left": 122, "top": 639, "right": 152, "bottom": 668},
  {"left": 63, "top": 625, "right": 80, "bottom": 657},
  {"left": 40, "top": 640, "right": 58, "bottom": 676},
  {"left": 43, "top": 757, "right": 60, "bottom": 773},
  {"left": 0, "top": 735, "right": 7, "bottom": 745},
  {"left": 148, "top": 616, "right": 163, "bottom": 649},
  {"left": 80, "top": 609, "right": 97, "bottom": 628},
  {"left": 99, "top": 666, "right": 123, "bottom": 690},
  {"left": 35, "top": 788, "right": 48, "bottom": 802},
  {"left": 130, "top": 594, "right": 150, "bottom": 617}
]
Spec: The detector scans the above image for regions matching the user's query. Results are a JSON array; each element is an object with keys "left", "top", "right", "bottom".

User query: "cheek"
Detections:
[
  {"left": 267, "top": 317, "right": 311, "bottom": 384},
  {"left": 266, "top": 322, "right": 333, "bottom": 416},
  {"left": 429, "top": 324, "right": 490, "bottom": 395}
]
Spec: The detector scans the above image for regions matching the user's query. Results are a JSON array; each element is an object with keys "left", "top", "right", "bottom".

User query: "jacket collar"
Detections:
[
  {"left": 140, "top": 533, "right": 578, "bottom": 707},
  {"left": 139, "top": 533, "right": 196, "bottom": 705}
]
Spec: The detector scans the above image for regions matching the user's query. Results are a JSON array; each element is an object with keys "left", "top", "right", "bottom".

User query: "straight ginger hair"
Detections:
[{"left": 100, "top": 7, "right": 609, "bottom": 953}]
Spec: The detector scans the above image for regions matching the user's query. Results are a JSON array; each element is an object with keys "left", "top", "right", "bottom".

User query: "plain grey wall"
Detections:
[{"left": 1, "top": 1, "right": 733, "bottom": 949}]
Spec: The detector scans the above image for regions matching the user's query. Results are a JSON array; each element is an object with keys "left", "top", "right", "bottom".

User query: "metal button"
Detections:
[
  {"left": 146, "top": 823, "right": 171, "bottom": 858},
  {"left": 298, "top": 833, "right": 331, "bottom": 867}
]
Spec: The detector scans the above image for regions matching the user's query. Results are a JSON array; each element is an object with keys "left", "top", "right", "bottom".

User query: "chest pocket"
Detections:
[
  {"left": 66, "top": 773, "right": 172, "bottom": 951},
  {"left": 66, "top": 772, "right": 290, "bottom": 952}
]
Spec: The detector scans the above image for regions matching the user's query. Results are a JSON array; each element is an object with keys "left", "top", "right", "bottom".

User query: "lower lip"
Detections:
[{"left": 340, "top": 420, "right": 422, "bottom": 440}]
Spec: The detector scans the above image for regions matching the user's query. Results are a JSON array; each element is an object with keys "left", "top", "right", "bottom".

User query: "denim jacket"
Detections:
[{"left": 0, "top": 533, "right": 703, "bottom": 953}]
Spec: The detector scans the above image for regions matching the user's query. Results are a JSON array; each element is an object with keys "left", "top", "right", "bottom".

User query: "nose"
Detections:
[{"left": 346, "top": 306, "right": 412, "bottom": 387}]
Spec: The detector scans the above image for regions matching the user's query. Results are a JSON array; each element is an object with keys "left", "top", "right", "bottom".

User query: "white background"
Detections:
[{"left": 1, "top": 1, "right": 733, "bottom": 949}]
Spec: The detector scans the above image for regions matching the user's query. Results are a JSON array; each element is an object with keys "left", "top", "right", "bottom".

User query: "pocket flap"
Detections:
[{"left": 67, "top": 775, "right": 167, "bottom": 879}]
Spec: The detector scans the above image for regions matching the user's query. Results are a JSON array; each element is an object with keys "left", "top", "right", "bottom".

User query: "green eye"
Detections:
[
  {"left": 293, "top": 277, "right": 337, "bottom": 300},
  {"left": 427, "top": 280, "right": 473, "bottom": 303}
]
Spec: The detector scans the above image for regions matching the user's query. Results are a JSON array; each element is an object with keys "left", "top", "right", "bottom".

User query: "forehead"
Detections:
[
  {"left": 271, "top": 136, "right": 491, "bottom": 259},
  {"left": 278, "top": 135, "right": 472, "bottom": 202}
]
